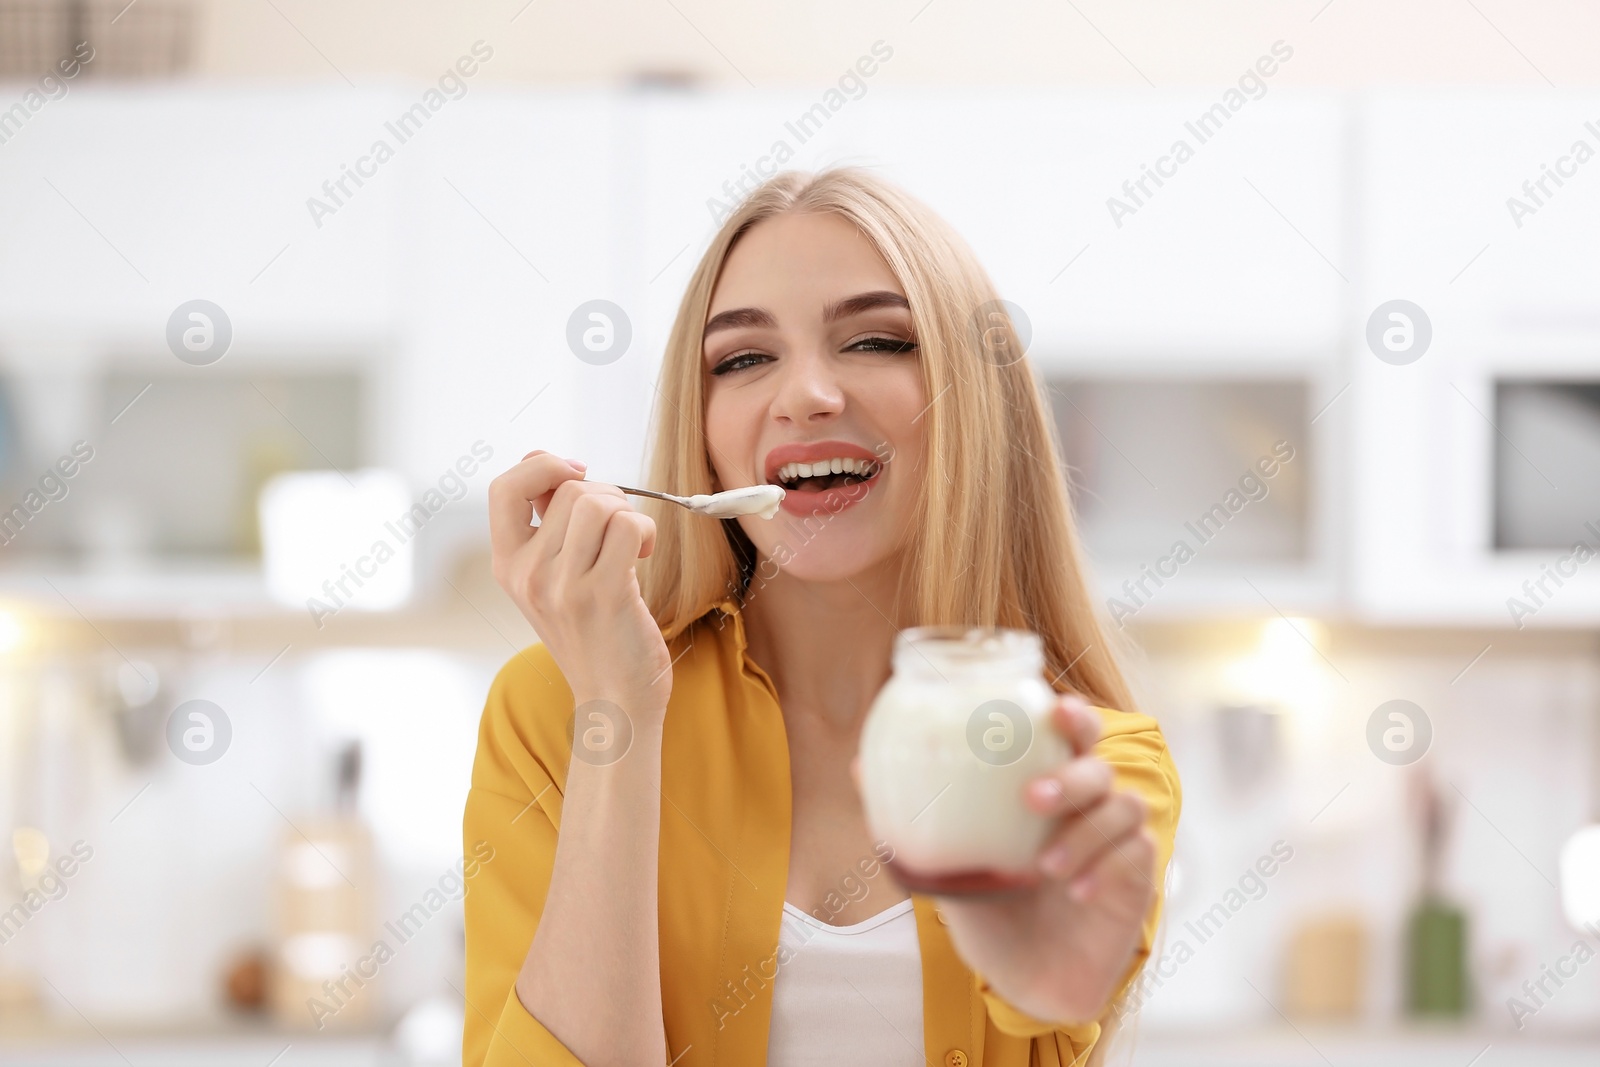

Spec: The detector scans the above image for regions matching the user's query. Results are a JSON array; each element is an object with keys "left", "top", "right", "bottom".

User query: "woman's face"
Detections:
[{"left": 702, "top": 210, "right": 926, "bottom": 584}]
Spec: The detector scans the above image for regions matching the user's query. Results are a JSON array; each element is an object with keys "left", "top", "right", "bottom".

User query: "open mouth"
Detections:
[{"left": 772, "top": 457, "right": 882, "bottom": 494}]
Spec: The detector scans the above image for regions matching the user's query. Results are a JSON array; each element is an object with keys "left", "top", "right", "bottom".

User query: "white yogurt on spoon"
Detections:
[{"left": 683, "top": 484, "right": 786, "bottom": 519}]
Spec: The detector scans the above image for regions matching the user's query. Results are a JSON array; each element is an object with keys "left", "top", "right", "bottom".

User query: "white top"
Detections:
[{"left": 765, "top": 898, "right": 925, "bottom": 1066}]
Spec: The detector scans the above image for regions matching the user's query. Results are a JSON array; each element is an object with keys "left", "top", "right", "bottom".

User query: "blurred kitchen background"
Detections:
[{"left": 2, "top": 0, "right": 1600, "bottom": 1064}]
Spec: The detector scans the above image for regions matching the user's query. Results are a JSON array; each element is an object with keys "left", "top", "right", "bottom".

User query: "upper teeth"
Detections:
[{"left": 776, "top": 457, "right": 878, "bottom": 482}]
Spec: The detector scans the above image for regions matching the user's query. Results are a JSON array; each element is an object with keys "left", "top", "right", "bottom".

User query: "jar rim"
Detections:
[{"left": 894, "top": 626, "right": 1042, "bottom": 667}]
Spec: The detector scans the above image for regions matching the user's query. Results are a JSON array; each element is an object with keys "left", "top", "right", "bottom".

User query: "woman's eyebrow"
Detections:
[
  {"left": 703, "top": 306, "right": 775, "bottom": 339},
  {"left": 702, "top": 290, "right": 909, "bottom": 340},
  {"left": 822, "top": 289, "right": 909, "bottom": 323}
]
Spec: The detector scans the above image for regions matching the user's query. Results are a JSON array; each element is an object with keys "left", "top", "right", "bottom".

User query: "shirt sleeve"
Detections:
[
  {"left": 462, "top": 650, "right": 589, "bottom": 1067},
  {"left": 973, "top": 708, "right": 1183, "bottom": 1056}
]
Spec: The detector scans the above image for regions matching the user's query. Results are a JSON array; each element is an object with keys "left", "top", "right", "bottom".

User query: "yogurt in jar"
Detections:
[{"left": 857, "top": 626, "right": 1067, "bottom": 895}]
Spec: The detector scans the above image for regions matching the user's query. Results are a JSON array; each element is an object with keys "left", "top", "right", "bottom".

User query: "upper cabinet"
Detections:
[
  {"left": 638, "top": 88, "right": 1348, "bottom": 370},
  {"left": 1350, "top": 95, "right": 1600, "bottom": 625},
  {"left": 2, "top": 87, "right": 1597, "bottom": 625}
]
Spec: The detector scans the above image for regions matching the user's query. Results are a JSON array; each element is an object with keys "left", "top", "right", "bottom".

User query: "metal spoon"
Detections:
[{"left": 618, "top": 483, "right": 786, "bottom": 519}]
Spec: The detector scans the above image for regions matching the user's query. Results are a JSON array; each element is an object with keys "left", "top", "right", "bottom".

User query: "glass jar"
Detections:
[{"left": 858, "top": 626, "right": 1067, "bottom": 895}]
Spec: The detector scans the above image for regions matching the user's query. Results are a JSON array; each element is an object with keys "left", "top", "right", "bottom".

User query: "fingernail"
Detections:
[
  {"left": 565, "top": 457, "right": 587, "bottom": 471},
  {"left": 1069, "top": 873, "right": 1097, "bottom": 902},
  {"left": 1042, "top": 845, "right": 1071, "bottom": 876},
  {"left": 1028, "top": 779, "right": 1064, "bottom": 809}
]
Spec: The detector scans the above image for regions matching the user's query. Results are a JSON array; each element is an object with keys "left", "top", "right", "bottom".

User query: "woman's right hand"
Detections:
[{"left": 488, "top": 450, "right": 674, "bottom": 720}]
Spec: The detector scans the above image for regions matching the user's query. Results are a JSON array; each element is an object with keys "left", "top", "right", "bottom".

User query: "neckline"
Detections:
[{"left": 781, "top": 897, "right": 915, "bottom": 934}]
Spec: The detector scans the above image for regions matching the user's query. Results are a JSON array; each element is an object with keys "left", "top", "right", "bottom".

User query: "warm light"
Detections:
[
  {"left": 0, "top": 608, "right": 26, "bottom": 654},
  {"left": 1223, "top": 616, "right": 1330, "bottom": 706},
  {"left": 259, "top": 470, "right": 414, "bottom": 614},
  {"left": 12, "top": 827, "right": 49, "bottom": 878},
  {"left": 1560, "top": 824, "right": 1600, "bottom": 930},
  {"left": 1261, "top": 616, "right": 1328, "bottom": 660}
]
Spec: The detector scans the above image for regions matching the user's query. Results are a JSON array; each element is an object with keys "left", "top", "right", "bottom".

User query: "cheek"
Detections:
[
  {"left": 703, "top": 391, "right": 756, "bottom": 484},
  {"left": 874, "top": 369, "right": 926, "bottom": 468}
]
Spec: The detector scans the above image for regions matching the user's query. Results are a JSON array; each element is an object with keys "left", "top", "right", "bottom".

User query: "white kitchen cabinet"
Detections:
[
  {"left": 0, "top": 87, "right": 402, "bottom": 349},
  {"left": 0, "top": 89, "right": 624, "bottom": 616},
  {"left": 1049, "top": 373, "right": 1343, "bottom": 620},
  {"left": 1351, "top": 95, "right": 1600, "bottom": 625},
  {"left": 634, "top": 88, "right": 1347, "bottom": 370},
  {"left": 3, "top": 87, "right": 1598, "bottom": 625}
]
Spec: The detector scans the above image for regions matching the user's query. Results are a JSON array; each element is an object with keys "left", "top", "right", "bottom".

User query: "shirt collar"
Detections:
[
  {"left": 665, "top": 590, "right": 784, "bottom": 706},
  {"left": 662, "top": 593, "right": 747, "bottom": 654}
]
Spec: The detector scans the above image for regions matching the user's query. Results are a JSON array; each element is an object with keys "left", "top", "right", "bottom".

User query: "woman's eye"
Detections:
[
  {"left": 709, "top": 351, "right": 771, "bottom": 376},
  {"left": 850, "top": 335, "right": 919, "bottom": 354},
  {"left": 709, "top": 336, "right": 917, "bottom": 376}
]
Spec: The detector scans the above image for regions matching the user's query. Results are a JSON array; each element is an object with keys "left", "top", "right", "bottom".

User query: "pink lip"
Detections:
[{"left": 763, "top": 439, "right": 886, "bottom": 517}]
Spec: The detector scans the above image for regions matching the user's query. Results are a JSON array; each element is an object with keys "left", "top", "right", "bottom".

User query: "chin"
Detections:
[
  {"left": 740, "top": 516, "right": 900, "bottom": 586},
  {"left": 768, "top": 553, "right": 882, "bottom": 585}
]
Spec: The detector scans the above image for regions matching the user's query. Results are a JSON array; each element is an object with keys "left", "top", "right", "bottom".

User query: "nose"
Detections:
[{"left": 770, "top": 345, "right": 845, "bottom": 425}]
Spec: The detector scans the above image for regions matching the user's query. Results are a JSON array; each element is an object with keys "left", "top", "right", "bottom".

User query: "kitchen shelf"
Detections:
[{"left": 0, "top": 559, "right": 286, "bottom": 619}]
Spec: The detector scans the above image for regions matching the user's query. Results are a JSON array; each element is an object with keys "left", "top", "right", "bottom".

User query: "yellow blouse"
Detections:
[{"left": 463, "top": 596, "right": 1182, "bottom": 1067}]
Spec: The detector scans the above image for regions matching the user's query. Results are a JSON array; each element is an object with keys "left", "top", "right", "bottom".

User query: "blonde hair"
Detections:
[
  {"left": 640, "top": 165, "right": 1140, "bottom": 1065},
  {"left": 640, "top": 166, "right": 1137, "bottom": 718}
]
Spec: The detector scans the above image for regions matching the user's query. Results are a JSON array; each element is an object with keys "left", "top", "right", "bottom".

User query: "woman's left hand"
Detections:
[{"left": 933, "top": 693, "right": 1158, "bottom": 1025}]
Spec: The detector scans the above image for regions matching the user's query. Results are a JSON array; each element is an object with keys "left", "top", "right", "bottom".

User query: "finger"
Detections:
[
  {"left": 631, "top": 509, "right": 657, "bottom": 559},
  {"left": 1051, "top": 692, "right": 1102, "bottom": 756},
  {"left": 522, "top": 451, "right": 587, "bottom": 474},
  {"left": 488, "top": 452, "right": 586, "bottom": 561},
  {"left": 1024, "top": 753, "right": 1113, "bottom": 816},
  {"left": 518, "top": 452, "right": 590, "bottom": 522},
  {"left": 1067, "top": 827, "right": 1157, "bottom": 904},
  {"left": 592, "top": 508, "right": 655, "bottom": 576},
  {"left": 558, "top": 491, "right": 634, "bottom": 574},
  {"left": 535, "top": 479, "right": 625, "bottom": 558},
  {"left": 1036, "top": 791, "right": 1148, "bottom": 883}
]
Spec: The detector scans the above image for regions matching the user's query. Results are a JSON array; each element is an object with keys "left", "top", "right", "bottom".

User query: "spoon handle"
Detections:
[{"left": 617, "top": 484, "right": 692, "bottom": 509}]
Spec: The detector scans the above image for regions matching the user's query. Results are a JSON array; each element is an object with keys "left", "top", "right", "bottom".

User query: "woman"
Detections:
[{"left": 464, "top": 168, "right": 1181, "bottom": 1067}]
